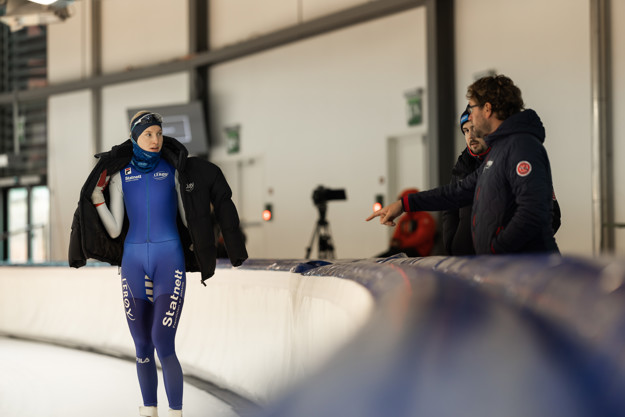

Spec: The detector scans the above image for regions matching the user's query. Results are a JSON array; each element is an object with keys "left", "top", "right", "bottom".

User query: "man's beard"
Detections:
[
  {"left": 469, "top": 140, "right": 485, "bottom": 153},
  {"left": 472, "top": 123, "right": 488, "bottom": 139}
]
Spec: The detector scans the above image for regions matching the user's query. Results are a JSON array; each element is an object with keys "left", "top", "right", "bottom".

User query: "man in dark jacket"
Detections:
[
  {"left": 368, "top": 75, "right": 559, "bottom": 254},
  {"left": 443, "top": 109, "right": 562, "bottom": 255},
  {"left": 442, "top": 110, "right": 490, "bottom": 255}
]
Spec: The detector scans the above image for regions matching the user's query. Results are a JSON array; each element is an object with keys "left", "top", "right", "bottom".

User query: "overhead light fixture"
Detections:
[{"left": 0, "top": 0, "right": 74, "bottom": 32}]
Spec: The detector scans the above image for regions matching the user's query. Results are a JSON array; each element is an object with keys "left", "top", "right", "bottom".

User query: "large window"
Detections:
[
  {"left": 7, "top": 187, "right": 27, "bottom": 262},
  {"left": 1, "top": 24, "right": 47, "bottom": 92},
  {"left": 0, "top": 23, "right": 48, "bottom": 179},
  {"left": 30, "top": 185, "right": 49, "bottom": 262},
  {"left": 5, "top": 185, "right": 49, "bottom": 263},
  {"left": 1, "top": 23, "right": 49, "bottom": 263}
]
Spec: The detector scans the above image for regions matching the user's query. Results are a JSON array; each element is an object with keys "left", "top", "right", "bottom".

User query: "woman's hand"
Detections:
[
  {"left": 366, "top": 200, "right": 404, "bottom": 227},
  {"left": 91, "top": 169, "right": 110, "bottom": 206}
]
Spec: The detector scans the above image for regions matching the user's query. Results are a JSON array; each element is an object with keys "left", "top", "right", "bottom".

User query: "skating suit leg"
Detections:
[{"left": 120, "top": 160, "right": 186, "bottom": 410}]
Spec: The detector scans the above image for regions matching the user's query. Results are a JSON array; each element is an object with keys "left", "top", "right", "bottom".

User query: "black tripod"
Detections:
[{"left": 305, "top": 203, "right": 336, "bottom": 259}]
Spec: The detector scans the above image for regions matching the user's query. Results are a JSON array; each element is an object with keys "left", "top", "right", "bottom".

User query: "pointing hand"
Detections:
[{"left": 366, "top": 200, "right": 403, "bottom": 227}]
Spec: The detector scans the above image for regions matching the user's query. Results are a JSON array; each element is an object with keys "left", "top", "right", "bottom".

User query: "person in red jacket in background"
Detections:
[{"left": 377, "top": 188, "right": 436, "bottom": 257}]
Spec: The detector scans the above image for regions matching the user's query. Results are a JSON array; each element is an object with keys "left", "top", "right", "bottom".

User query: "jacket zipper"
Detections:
[{"left": 146, "top": 173, "right": 150, "bottom": 242}]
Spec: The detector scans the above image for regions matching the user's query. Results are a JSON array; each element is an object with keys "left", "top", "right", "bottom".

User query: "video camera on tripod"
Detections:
[
  {"left": 312, "top": 185, "right": 346, "bottom": 211},
  {"left": 306, "top": 185, "right": 346, "bottom": 259}
]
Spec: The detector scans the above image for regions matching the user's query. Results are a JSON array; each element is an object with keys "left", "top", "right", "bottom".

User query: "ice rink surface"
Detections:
[{"left": 0, "top": 337, "right": 240, "bottom": 417}]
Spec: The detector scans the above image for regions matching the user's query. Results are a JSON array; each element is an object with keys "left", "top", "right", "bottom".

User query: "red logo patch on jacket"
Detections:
[{"left": 516, "top": 161, "right": 532, "bottom": 177}]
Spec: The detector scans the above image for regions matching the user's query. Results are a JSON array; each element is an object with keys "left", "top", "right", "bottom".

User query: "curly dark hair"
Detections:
[{"left": 466, "top": 75, "right": 524, "bottom": 120}]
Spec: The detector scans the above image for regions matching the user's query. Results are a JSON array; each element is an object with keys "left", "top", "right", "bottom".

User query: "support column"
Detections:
[
  {"left": 426, "top": 0, "right": 455, "bottom": 188},
  {"left": 90, "top": 0, "right": 103, "bottom": 153},
  {"left": 189, "top": 0, "right": 211, "bottom": 154},
  {"left": 590, "top": 0, "right": 614, "bottom": 254}
]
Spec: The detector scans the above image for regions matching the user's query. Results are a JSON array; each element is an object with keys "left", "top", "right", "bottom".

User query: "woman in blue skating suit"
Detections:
[{"left": 80, "top": 111, "right": 247, "bottom": 417}]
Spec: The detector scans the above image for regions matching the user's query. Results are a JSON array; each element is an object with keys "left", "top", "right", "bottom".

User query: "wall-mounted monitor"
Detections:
[{"left": 127, "top": 101, "right": 209, "bottom": 157}]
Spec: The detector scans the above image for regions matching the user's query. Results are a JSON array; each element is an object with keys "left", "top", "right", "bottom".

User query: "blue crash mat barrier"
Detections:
[{"left": 220, "top": 255, "right": 625, "bottom": 417}]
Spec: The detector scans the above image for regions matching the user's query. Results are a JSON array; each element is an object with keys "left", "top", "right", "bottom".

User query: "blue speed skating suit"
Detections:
[{"left": 119, "top": 159, "right": 185, "bottom": 410}]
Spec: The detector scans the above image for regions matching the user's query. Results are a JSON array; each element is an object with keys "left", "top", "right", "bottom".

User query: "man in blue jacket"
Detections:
[{"left": 367, "top": 75, "right": 559, "bottom": 254}]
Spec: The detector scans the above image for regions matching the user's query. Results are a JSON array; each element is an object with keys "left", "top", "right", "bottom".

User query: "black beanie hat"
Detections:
[
  {"left": 459, "top": 109, "right": 470, "bottom": 134},
  {"left": 130, "top": 112, "right": 162, "bottom": 140}
]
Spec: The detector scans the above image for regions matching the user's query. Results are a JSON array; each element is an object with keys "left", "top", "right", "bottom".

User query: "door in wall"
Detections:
[
  {"left": 217, "top": 157, "right": 265, "bottom": 258},
  {"left": 387, "top": 131, "right": 428, "bottom": 202}
]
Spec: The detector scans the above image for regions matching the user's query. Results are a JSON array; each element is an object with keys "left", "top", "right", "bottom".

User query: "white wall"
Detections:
[
  {"left": 455, "top": 0, "right": 593, "bottom": 255},
  {"left": 47, "top": 0, "right": 92, "bottom": 83},
  {"left": 100, "top": 0, "right": 188, "bottom": 74},
  {"left": 210, "top": 0, "right": 298, "bottom": 49},
  {"left": 301, "top": 0, "right": 369, "bottom": 21},
  {"left": 49, "top": 0, "right": 189, "bottom": 79},
  {"left": 98, "top": 0, "right": 191, "bottom": 149},
  {"left": 209, "top": 0, "right": 369, "bottom": 49},
  {"left": 47, "top": 91, "right": 94, "bottom": 262},
  {"left": 209, "top": 8, "right": 427, "bottom": 259},
  {"left": 612, "top": 0, "right": 625, "bottom": 256},
  {"left": 47, "top": 1, "right": 96, "bottom": 262}
]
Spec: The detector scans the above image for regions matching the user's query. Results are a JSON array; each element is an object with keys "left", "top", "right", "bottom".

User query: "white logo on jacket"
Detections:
[{"left": 153, "top": 171, "right": 169, "bottom": 180}]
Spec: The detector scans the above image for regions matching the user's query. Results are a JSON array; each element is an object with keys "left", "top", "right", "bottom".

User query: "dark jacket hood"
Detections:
[{"left": 485, "top": 109, "right": 546, "bottom": 145}]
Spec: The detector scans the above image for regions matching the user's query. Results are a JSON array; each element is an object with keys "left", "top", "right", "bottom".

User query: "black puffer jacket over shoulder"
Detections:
[{"left": 68, "top": 137, "right": 247, "bottom": 283}]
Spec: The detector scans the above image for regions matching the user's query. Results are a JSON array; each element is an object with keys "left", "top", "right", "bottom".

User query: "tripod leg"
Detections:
[
  {"left": 327, "top": 224, "right": 336, "bottom": 259},
  {"left": 305, "top": 224, "right": 320, "bottom": 259},
  {"left": 318, "top": 224, "right": 335, "bottom": 260}
]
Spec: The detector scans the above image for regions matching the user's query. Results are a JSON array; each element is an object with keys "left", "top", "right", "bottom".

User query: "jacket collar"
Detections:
[{"left": 467, "top": 146, "right": 491, "bottom": 160}]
